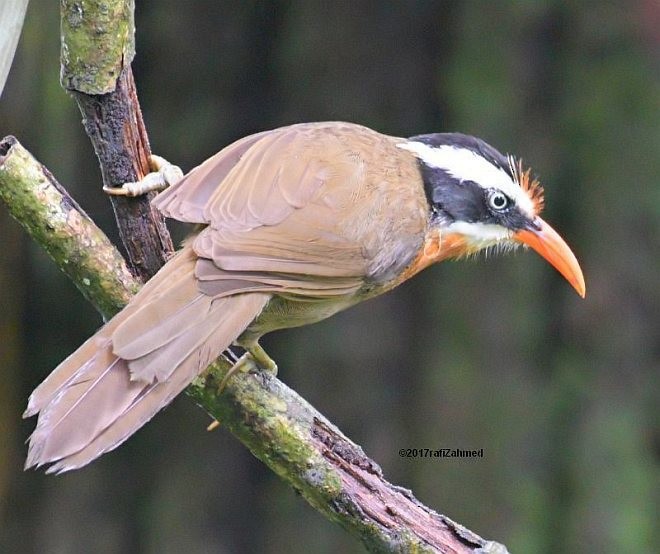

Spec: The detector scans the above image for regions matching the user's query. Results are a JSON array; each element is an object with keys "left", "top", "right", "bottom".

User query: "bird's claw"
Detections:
[
  {"left": 217, "top": 352, "right": 257, "bottom": 393},
  {"left": 103, "top": 155, "right": 183, "bottom": 197},
  {"left": 217, "top": 344, "right": 278, "bottom": 393},
  {"left": 206, "top": 420, "right": 221, "bottom": 432}
]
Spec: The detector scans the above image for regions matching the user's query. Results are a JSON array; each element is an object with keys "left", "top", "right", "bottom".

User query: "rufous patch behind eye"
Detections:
[{"left": 510, "top": 157, "right": 545, "bottom": 215}]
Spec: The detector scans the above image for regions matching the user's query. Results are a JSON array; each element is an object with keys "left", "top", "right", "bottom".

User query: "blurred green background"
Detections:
[{"left": 1, "top": 2, "right": 658, "bottom": 553}]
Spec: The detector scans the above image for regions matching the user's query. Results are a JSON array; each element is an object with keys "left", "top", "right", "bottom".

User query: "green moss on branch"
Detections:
[
  {"left": 60, "top": 0, "right": 136, "bottom": 94},
  {"left": 0, "top": 136, "right": 138, "bottom": 319}
]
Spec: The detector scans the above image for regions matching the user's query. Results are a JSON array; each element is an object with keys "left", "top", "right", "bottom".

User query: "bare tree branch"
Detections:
[
  {"left": 0, "top": 136, "right": 137, "bottom": 320},
  {"left": 61, "top": 0, "right": 173, "bottom": 281}
]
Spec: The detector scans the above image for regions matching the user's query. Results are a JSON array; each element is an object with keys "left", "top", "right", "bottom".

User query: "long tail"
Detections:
[{"left": 24, "top": 249, "right": 269, "bottom": 473}]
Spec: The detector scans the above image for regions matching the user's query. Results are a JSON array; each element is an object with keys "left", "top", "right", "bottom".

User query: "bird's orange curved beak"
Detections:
[{"left": 515, "top": 217, "right": 586, "bottom": 298}]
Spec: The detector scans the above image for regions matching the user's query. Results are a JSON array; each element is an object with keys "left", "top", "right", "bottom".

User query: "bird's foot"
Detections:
[
  {"left": 217, "top": 352, "right": 256, "bottom": 393},
  {"left": 217, "top": 343, "right": 278, "bottom": 393},
  {"left": 103, "top": 155, "right": 183, "bottom": 197},
  {"left": 246, "top": 342, "right": 278, "bottom": 375}
]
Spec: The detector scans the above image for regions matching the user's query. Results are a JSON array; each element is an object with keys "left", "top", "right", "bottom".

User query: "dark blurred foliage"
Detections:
[{"left": 0, "top": 2, "right": 658, "bottom": 553}]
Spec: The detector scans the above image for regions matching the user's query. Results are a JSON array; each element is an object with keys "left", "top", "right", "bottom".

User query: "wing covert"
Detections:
[{"left": 153, "top": 122, "right": 427, "bottom": 299}]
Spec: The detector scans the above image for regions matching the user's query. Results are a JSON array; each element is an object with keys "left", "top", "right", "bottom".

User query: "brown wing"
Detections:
[
  {"left": 153, "top": 122, "right": 428, "bottom": 297},
  {"left": 153, "top": 129, "right": 274, "bottom": 223}
]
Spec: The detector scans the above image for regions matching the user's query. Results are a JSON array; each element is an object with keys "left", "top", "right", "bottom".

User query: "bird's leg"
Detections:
[
  {"left": 245, "top": 342, "right": 278, "bottom": 374},
  {"left": 217, "top": 341, "right": 278, "bottom": 393},
  {"left": 103, "top": 155, "right": 183, "bottom": 197}
]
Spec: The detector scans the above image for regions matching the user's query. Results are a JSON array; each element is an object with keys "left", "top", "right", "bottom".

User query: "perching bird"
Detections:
[{"left": 24, "top": 122, "right": 585, "bottom": 473}]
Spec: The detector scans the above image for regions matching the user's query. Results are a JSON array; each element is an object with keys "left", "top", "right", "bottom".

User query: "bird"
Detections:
[{"left": 24, "top": 121, "right": 585, "bottom": 473}]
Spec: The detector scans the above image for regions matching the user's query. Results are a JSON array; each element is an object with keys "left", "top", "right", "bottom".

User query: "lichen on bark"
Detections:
[{"left": 60, "top": 0, "right": 136, "bottom": 94}]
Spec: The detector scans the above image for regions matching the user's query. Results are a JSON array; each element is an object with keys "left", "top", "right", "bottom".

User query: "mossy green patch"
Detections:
[{"left": 60, "top": 0, "right": 136, "bottom": 94}]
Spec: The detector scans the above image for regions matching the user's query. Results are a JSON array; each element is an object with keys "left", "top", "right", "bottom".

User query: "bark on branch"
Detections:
[
  {"left": 0, "top": 136, "right": 137, "bottom": 320},
  {"left": 61, "top": 0, "right": 173, "bottom": 281},
  {"left": 0, "top": 136, "right": 510, "bottom": 553}
]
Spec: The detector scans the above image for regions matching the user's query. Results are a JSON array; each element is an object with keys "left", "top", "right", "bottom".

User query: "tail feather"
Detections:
[
  {"left": 126, "top": 299, "right": 219, "bottom": 382},
  {"left": 43, "top": 293, "right": 269, "bottom": 474},
  {"left": 24, "top": 244, "right": 271, "bottom": 473},
  {"left": 25, "top": 331, "right": 119, "bottom": 419},
  {"left": 112, "top": 277, "right": 207, "bottom": 362},
  {"left": 24, "top": 249, "right": 195, "bottom": 418},
  {"left": 26, "top": 352, "right": 145, "bottom": 469}
]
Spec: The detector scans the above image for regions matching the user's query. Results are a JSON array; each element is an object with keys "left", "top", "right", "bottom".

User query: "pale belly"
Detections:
[{"left": 237, "top": 292, "right": 362, "bottom": 345}]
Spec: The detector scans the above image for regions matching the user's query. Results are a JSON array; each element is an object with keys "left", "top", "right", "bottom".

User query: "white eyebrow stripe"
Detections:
[{"left": 397, "top": 141, "right": 534, "bottom": 215}]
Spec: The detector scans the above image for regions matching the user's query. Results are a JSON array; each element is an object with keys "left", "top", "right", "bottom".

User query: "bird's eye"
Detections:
[{"left": 487, "top": 190, "right": 510, "bottom": 211}]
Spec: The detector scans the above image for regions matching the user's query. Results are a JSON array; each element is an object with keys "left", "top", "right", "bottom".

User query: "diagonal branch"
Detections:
[
  {"left": 0, "top": 136, "right": 137, "bottom": 320},
  {"left": 0, "top": 136, "right": 510, "bottom": 554}
]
